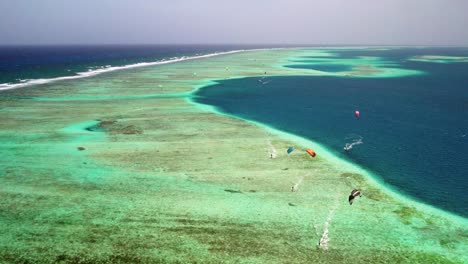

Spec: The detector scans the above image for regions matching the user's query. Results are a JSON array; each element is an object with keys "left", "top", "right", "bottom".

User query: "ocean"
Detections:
[{"left": 193, "top": 48, "right": 468, "bottom": 217}]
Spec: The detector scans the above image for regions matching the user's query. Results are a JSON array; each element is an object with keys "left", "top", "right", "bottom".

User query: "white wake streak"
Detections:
[
  {"left": 267, "top": 139, "right": 277, "bottom": 158},
  {"left": 344, "top": 136, "right": 363, "bottom": 151},
  {"left": 291, "top": 177, "right": 303, "bottom": 192},
  {"left": 317, "top": 195, "right": 340, "bottom": 250}
]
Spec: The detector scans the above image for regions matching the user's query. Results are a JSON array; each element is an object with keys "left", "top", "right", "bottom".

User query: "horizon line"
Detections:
[{"left": 1, "top": 43, "right": 468, "bottom": 48}]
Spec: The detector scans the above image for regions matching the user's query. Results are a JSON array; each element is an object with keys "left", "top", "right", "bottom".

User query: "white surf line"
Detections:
[
  {"left": 317, "top": 194, "right": 340, "bottom": 250},
  {"left": 0, "top": 50, "right": 247, "bottom": 91}
]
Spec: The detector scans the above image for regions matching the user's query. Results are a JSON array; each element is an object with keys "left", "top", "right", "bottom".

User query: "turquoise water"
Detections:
[
  {"left": 194, "top": 48, "right": 468, "bottom": 217},
  {"left": 1, "top": 46, "right": 467, "bottom": 263}
]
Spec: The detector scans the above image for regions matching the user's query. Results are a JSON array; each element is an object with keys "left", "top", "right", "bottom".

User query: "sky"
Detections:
[{"left": 1, "top": 0, "right": 468, "bottom": 45}]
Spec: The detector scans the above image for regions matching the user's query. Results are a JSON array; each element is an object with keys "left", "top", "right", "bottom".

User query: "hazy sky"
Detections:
[{"left": 1, "top": 0, "right": 468, "bottom": 45}]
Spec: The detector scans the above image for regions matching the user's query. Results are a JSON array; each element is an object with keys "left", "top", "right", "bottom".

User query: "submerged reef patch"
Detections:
[{"left": 409, "top": 55, "right": 468, "bottom": 63}]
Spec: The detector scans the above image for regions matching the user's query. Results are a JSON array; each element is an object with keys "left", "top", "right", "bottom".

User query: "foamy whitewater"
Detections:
[{"left": 0, "top": 50, "right": 245, "bottom": 91}]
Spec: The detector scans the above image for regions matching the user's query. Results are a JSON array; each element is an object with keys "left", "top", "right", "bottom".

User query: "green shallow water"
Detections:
[{"left": 0, "top": 48, "right": 467, "bottom": 263}]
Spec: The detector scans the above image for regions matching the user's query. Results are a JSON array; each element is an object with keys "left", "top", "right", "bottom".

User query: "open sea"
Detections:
[{"left": 194, "top": 48, "right": 468, "bottom": 218}]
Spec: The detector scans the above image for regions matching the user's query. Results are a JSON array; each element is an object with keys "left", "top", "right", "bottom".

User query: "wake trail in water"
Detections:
[
  {"left": 317, "top": 194, "right": 340, "bottom": 250},
  {"left": 291, "top": 177, "right": 303, "bottom": 192},
  {"left": 267, "top": 139, "right": 277, "bottom": 158},
  {"left": 344, "top": 135, "right": 363, "bottom": 151}
]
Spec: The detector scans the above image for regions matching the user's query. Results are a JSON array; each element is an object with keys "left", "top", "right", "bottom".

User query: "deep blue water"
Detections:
[
  {"left": 194, "top": 48, "right": 468, "bottom": 217},
  {"left": 0, "top": 44, "right": 279, "bottom": 85}
]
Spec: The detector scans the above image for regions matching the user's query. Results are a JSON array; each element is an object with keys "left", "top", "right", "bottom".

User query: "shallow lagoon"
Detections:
[{"left": 0, "top": 48, "right": 467, "bottom": 263}]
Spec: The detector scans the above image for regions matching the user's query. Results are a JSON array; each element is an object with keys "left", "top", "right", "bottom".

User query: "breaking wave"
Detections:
[{"left": 0, "top": 50, "right": 245, "bottom": 91}]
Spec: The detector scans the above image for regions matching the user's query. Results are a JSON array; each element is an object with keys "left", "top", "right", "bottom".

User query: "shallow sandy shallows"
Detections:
[{"left": 0, "top": 49, "right": 467, "bottom": 263}]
